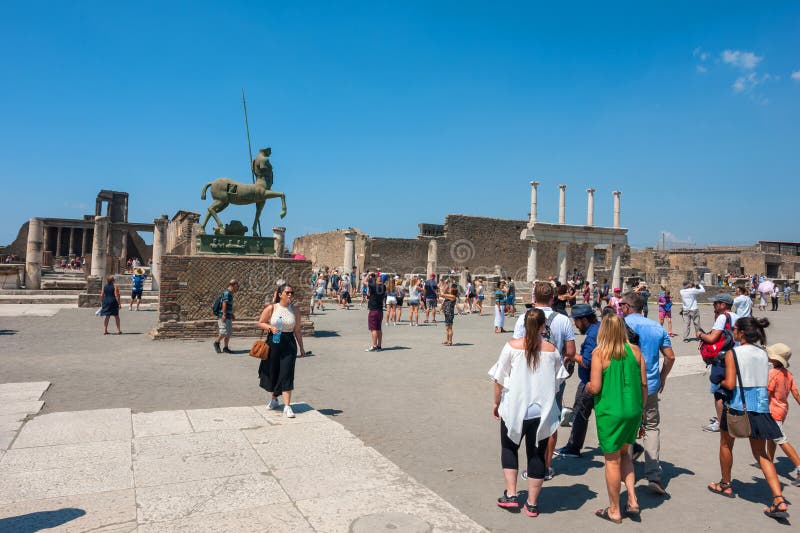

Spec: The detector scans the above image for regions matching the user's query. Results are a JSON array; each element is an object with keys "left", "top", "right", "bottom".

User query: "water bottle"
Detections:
[{"left": 272, "top": 316, "right": 283, "bottom": 344}]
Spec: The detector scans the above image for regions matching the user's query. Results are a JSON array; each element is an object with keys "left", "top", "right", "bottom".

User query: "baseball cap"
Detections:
[
  {"left": 711, "top": 293, "right": 734, "bottom": 305},
  {"left": 570, "top": 303, "right": 595, "bottom": 318}
]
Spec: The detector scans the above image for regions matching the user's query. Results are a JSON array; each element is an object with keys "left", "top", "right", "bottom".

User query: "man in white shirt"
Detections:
[
  {"left": 679, "top": 281, "right": 705, "bottom": 342},
  {"left": 514, "top": 281, "right": 576, "bottom": 480},
  {"left": 698, "top": 293, "right": 739, "bottom": 433},
  {"left": 732, "top": 286, "right": 752, "bottom": 318}
]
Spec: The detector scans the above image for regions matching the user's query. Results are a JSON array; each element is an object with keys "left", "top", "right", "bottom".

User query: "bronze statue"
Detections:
[{"left": 199, "top": 147, "right": 287, "bottom": 236}]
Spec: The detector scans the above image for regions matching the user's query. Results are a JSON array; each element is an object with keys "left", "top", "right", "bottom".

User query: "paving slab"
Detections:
[
  {"left": 253, "top": 402, "right": 330, "bottom": 425},
  {"left": 0, "top": 401, "right": 44, "bottom": 417},
  {"left": 0, "top": 488, "right": 137, "bottom": 533},
  {"left": 0, "top": 440, "right": 133, "bottom": 504},
  {"left": 0, "top": 381, "right": 50, "bottom": 397},
  {"left": 136, "top": 502, "right": 314, "bottom": 533},
  {"left": 132, "top": 410, "right": 193, "bottom": 438},
  {"left": 185, "top": 406, "right": 266, "bottom": 431},
  {"left": 0, "top": 304, "right": 73, "bottom": 316},
  {"left": 0, "top": 432, "right": 14, "bottom": 450},
  {"left": 12, "top": 408, "right": 132, "bottom": 448},
  {"left": 133, "top": 430, "right": 267, "bottom": 487},
  {"left": 135, "top": 473, "right": 290, "bottom": 523},
  {"left": 244, "top": 421, "right": 363, "bottom": 469}
]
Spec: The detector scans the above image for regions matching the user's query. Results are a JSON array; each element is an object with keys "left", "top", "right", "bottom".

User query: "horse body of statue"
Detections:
[{"left": 199, "top": 147, "right": 286, "bottom": 236}]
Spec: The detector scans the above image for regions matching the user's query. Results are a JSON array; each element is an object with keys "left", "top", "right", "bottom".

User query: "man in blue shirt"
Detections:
[
  {"left": 129, "top": 267, "right": 146, "bottom": 311},
  {"left": 621, "top": 291, "right": 675, "bottom": 495},
  {"left": 555, "top": 303, "right": 600, "bottom": 458}
]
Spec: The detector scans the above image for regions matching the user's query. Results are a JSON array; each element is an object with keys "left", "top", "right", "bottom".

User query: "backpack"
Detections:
[
  {"left": 542, "top": 312, "right": 575, "bottom": 376},
  {"left": 212, "top": 294, "right": 223, "bottom": 317},
  {"left": 699, "top": 312, "right": 734, "bottom": 363}
]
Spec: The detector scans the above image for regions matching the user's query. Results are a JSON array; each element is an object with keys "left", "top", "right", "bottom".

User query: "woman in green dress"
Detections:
[{"left": 587, "top": 314, "right": 648, "bottom": 523}]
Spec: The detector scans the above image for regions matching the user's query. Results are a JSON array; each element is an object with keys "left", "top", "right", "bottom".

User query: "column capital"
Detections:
[
  {"left": 612, "top": 190, "right": 621, "bottom": 196},
  {"left": 586, "top": 188, "right": 596, "bottom": 193},
  {"left": 530, "top": 180, "right": 540, "bottom": 187},
  {"left": 558, "top": 184, "right": 567, "bottom": 190}
]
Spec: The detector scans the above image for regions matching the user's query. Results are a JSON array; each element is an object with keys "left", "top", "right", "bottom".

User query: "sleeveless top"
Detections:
[
  {"left": 728, "top": 344, "right": 770, "bottom": 413},
  {"left": 594, "top": 343, "right": 643, "bottom": 420},
  {"left": 269, "top": 304, "right": 296, "bottom": 332}
]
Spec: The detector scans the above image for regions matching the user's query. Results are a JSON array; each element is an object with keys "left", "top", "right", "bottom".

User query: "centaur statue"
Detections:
[{"left": 199, "top": 147, "right": 286, "bottom": 236}]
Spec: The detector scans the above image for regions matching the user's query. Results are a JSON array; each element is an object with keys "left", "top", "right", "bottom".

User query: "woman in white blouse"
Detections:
[{"left": 489, "top": 307, "right": 569, "bottom": 517}]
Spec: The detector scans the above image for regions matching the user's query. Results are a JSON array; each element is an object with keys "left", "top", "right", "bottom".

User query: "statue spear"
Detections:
[{"left": 242, "top": 88, "right": 255, "bottom": 184}]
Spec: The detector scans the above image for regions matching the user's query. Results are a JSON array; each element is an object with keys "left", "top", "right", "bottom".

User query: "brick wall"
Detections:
[{"left": 151, "top": 254, "right": 314, "bottom": 340}]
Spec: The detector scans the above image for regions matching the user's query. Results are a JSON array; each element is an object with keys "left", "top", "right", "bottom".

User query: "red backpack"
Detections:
[{"left": 699, "top": 312, "right": 734, "bottom": 363}]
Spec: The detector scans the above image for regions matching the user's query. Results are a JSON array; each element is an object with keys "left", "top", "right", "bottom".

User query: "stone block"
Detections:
[
  {"left": 137, "top": 502, "right": 313, "bottom": 533},
  {"left": 0, "top": 381, "right": 50, "bottom": 399},
  {"left": 0, "top": 440, "right": 133, "bottom": 504},
  {"left": 244, "top": 421, "right": 362, "bottom": 470},
  {"left": 272, "top": 446, "right": 407, "bottom": 501},
  {"left": 0, "top": 432, "right": 14, "bottom": 450},
  {"left": 132, "top": 410, "right": 193, "bottom": 438},
  {"left": 12, "top": 408, "right": 131, "bottom": 448},
  {"left": 0, "top": 488, "right": 137, "bottom": 533},
  {"left": 296, "top": 482, "right": 486, "bottom": 533},
  {"left": 136, "top": 473, "right": 290, "bottom": 524},
  {"left": 0, "top": 401, "right": 44, "bottom": 417},
  {"left": 133, "top": 430, "right": 267, "bottom": 487},
  {"left": 185, "top": 406, "right": 266, "bottom": 432}
]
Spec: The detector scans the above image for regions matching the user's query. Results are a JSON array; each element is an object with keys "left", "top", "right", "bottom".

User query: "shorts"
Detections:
[
  {"left": 408, "top": 299, "right": 420, "bottom": 306},
  {"left": 659, "top": 309, "right": 671, "bottom": 320},
  {"left": 368, "top": 310, "right": 383, "bottom": 331},
  {"left": 386, "top": 296, "right": 397, "bottom": 305},
  {"left": 315, "top": 290, "right": 324, "bottom": 301},
  {"left": 426, "top": 298, "right": 437, "bottom": 309},
  {"left": 774, "top": 420, "right": 789, "bottom": 445},
  {"left": 340, "top": 291, "right": 351, "bottom": 303},
  {"left": 396, "top": 297, "right": 404, "bottom": 306},
  {"left": 131, "top": 289, "right": 143, "bottom": 300},
  {"left": 478, "top": 295, "right": 485, "bottom": 301},
  {"left": 218, "top": 318, "right": 232, "bottom": 337}
]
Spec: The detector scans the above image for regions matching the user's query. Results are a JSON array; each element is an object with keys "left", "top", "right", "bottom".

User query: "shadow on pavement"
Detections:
[
  {"left": 378, "top": 346, "right": 411, "bottom": 351},
  {"left": 313, "top": 330, "right": 340, "bottom": 337},
  {"left": 540, "top": 483, "right": 599, "bottom": 512},
  {"left": 0, "top": 329, "right": 18, "bottom": 335},
  {"left": 0, "top": 508, "right": 86, "bottom": 532},
  {"left": 318, "top": 408, "right": 344, "bottom": 416}
]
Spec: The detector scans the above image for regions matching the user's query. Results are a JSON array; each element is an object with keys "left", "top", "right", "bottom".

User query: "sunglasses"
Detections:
[{"left": 284, "top": 291, "right": 294, "bottom": 295}]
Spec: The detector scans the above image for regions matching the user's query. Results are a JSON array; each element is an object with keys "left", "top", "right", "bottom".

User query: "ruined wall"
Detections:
[
  {"left": 365, "top": 237, "right": 427, "bottom": 274},
  {"left": 291, "top": 229, "right": 369, "bottom": 272},
  {"left": 151, "top": 255, "right": 313, "bottom": 339}
]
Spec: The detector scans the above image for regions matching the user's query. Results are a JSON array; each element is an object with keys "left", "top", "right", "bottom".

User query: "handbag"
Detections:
[
  {"left": 249, "top": 332, "right": 270, "bottom": 360},
  {"left": 725, "top": 348, "right": 751, "bottom": 438}
]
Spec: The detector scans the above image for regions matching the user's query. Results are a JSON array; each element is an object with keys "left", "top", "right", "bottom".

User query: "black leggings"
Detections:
[{"left": 500, "top": 418, "right": 548, "bottom": 479}]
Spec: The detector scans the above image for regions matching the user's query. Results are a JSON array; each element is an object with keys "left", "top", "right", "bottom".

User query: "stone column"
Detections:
[
  {"left": 68, "top": 228, "right": 75, "bottom": 256},
  {"left": 272, "top": 226, "right": 286, "bottom": 257},
  {"left": 558, "top": 184, "right": 567, "bottom": 224},
  {"left": 151, "top": 216, "right": 168, "bottom": 292},
  {"left": 613, "top": 190, "right": 621, "bottom": 228},
  {"left": 529, "top": 181, "right": 540, "bottom": 224},
  {"left": 426, "top": 238, "right": 438, "bottom": 275},
  {"left": 80, "top": 228, "right": 88, "bottom": 257},
  {"left": 343, "top": 230, "right": 356, "bottom": 275},
  {"left": 526, "top": 241, "right": 538, "bottom": 282},
  {"left": 611, "top": 245, "right": 622, "bottom": 291},
  {"left": 586, "top": 188, "right": 595, "bottom": 226},
  {"left": 585, "top": 246, "right": 595, "bottom": 283},
  {"left": 25, "top": 218, "right": 44, "bottom": 290},
  {"left": 91, "top": 216, "right": 110, "bottom": 279},
  {"left": 557, "top": 242, "right": 568, "bottom": 283},
  {"left": 55, "top": 227, "right": 63, "bottom": 258},
  {"left": 95, "top": 198, "right": 102, "bottom": 216},
  {"left": 120, "top": 231, "right": 128, "bottom": 264}
]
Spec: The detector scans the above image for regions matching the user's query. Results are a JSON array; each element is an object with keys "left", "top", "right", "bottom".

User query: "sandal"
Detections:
[
  {"left": 625, "top": 505, "right": 641, "bottom": 516},
  {"left": 764, "top": 496, "right": 789, "bottom": 519},
  {"left": 523, "top": 502, "right": 539, "bottom": 517},
  {"left": 708, "top": 480, "right": 735, "bottom": 498},
  {"left": 594, "top": 508, "right": 622, "bottom": 524}
]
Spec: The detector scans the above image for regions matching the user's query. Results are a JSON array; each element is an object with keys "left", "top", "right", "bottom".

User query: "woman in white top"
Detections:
[
  {"left": 258, "top": 283, "right": 307, "bottom": 418},
  {"left": 489, "top": 308, "right": 568, "bottom": 517},
  {"left": 709, "top": 316, "right": 788, "bottom": 518}
]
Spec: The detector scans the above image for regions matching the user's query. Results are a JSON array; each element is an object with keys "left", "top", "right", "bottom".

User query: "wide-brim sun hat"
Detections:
[
  {"left": 134, "top": 267, "right": 145, "bottom": 275},
  {"left": 766, "top": 343, "right": 791, "bottom": 368}
]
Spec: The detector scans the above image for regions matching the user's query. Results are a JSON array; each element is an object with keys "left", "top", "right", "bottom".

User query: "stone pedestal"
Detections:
[
  {"left": 25, "top": 218, "right": 44, "bottom": 290},
  {"left": 90, "top": 216, "right": 110, "bottom": 280},
  {"left": 151, "top": 255, "right": 314, "bottom": 339}
]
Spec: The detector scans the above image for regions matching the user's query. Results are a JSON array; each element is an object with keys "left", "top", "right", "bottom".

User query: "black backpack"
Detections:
[{"left": 212, "top": 294, "right": 223, "bottom": 317}]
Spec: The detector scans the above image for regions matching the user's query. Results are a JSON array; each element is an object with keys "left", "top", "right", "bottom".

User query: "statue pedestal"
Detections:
[{"left": 197, "top": 235, "right": 276, "bottom": 256}]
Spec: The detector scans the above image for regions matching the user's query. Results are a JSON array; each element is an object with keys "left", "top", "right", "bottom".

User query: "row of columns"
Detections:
[
  {"left": 532, "top": 182, "right": 621, "bottom": 228},
  {"left": 47, "top": 226, "right": 92, "bottom": 257}
]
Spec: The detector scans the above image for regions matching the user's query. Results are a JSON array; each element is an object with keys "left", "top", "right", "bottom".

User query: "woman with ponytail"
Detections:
[{"left": 489, "top": 308, "right": 568, "bottom": 517}]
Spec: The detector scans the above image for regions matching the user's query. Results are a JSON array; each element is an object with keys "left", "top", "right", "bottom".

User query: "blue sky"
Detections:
[{"left": 1, "top": 1, "right": 798, "bottom": 249}]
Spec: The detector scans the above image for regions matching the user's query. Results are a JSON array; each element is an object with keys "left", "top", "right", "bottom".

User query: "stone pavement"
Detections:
[
  {"left": 1, "top": 303, "right": 799, "bottom": 531},
  {"left": 0, "top": 399, "right": 484, "bottom": 532},
  {"left": 0, "top": 381, "right": 48, "bottom": 450}
]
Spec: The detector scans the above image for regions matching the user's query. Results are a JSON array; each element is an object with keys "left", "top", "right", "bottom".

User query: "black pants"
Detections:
[
  {"left": 500, "top": 418, "right": 548, "bottom": 479},
  {"left": 565, "top": 382, "right": 595, "bottom": 452},
  {"left": 771, "top": 297, "right": 779, "bottom": 311}
]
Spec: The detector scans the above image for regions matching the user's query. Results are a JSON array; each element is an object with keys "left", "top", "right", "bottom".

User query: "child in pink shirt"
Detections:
[{"left": 766, "top": 343, "right": 800, "bottom": 486}]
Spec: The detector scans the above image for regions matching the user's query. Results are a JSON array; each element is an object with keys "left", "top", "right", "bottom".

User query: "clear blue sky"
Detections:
[{"left": 2, "top": 1, "right": 798, "bottom": 249}]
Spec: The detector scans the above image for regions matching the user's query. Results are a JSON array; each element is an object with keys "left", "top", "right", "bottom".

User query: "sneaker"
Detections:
[
  {"left": 632, "top": 443, "right": 645, "bottom": 461},
  {"left": 544, "top": 467, "right": 555, "bottom": 481},
  {"left": 222, "top": 347, "right": 233, "bottom": 354},
  {"left": 284, "top": 406, "right": 295, "bottom": 418},
  {"left": 523, "top": 501, "right": 540, "bottom": 517},
  {"left": 648, "top": 480, "right": 667, "bottom": 495},
  {"left": 702, "top": 418, "right": 720, "bottom": 432},
  {"left": 496, "top": 490, "right": 520, "bottom": 512},
  {"left": 560, "top": 407, "right": 573, "bottom": 427},
  {"left": 213, "top": 341, "right": 222, "bottom": 354},
  {"left": 267, "top": 398, "right": 280, "bottom": 410},
  {"left": 365, "top": 346, "right": 380, "bottom": 352},
  {"left": 554, "top": 446, "right": 581, "bottom": 458}
]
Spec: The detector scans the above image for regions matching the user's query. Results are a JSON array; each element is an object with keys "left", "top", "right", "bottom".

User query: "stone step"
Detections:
[
  {"left": 41, "top": 280, "right": 87, "bottom": 290},
  {"left": 0, "top": 289, "right": 85, "bottom": 295},
  {"left": 0, "top": 294, "right": 159, "bottom": 304}
]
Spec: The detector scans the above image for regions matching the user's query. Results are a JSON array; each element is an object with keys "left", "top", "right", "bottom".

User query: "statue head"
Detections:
[{"left": 259, "top": 147, "right": 271, "bottom": 157}]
